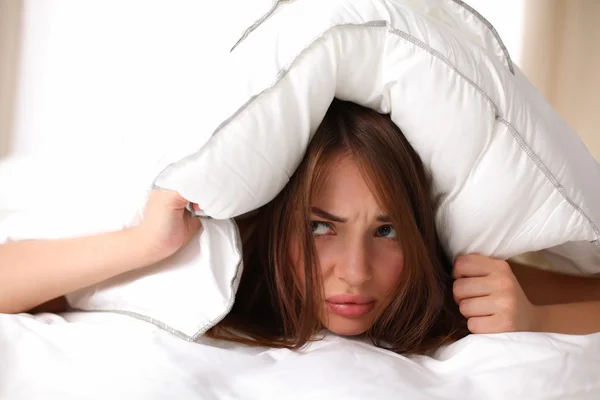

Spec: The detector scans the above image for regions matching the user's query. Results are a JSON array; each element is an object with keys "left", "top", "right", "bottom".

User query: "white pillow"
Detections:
[
  {"left": 0, "top": 207, "right": 243, "bottom": 340},
  {"left": 65, "top": 218, "right": 243, "bottom": 339},
  {"left": 8, "top": 0, "right": 599, "bottom": 340},
  {"left": 154, "top": 0, "right": 600, "bottom": 276},
  {"left": 0, "top": 0, "right": 282, "bottom": 339}
]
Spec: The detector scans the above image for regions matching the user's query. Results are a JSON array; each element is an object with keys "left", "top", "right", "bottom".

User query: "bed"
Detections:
[
  {"left": 2, "top": 0, "right": 600, "bottom": 398},
  {"left": 2, "top": 309, "right": 600, "bottom": 399}
]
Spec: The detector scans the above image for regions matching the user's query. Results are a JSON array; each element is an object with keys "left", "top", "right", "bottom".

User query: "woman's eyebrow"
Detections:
[
  {"left": 310, "top": 207, "right": 347, "bottom": 223},
  {"left": 311, "top": 207, "right": 392, "bottom": 223}
]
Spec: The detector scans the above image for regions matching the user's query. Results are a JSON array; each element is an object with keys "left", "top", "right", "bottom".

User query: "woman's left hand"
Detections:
[{"left": 453, "top": 254, "right": 540, "bottom": 334}]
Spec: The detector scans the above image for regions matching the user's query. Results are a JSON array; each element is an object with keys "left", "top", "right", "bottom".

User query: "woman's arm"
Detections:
[
  {"left": 535, "top": 302, "right": 600, "bottom": 335},
  {"left": 511, "top": 262, "right": 600, "bottom": 334},
  {"left": 0, "top": 189, "right": 201, "bottom": 314},
  {"left": 0, "top": 227, "right": 159, "bottom": 314},
  {"left": 453, "top": 255, "right": 600, "bottom": 335},
  {"left": 510, "top": 262, "right": 600, "bottom": 305}
]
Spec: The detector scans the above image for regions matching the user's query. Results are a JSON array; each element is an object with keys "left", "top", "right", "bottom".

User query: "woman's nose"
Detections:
[{"left": 335, "top": 239, "right": 372, "bottom": 286}]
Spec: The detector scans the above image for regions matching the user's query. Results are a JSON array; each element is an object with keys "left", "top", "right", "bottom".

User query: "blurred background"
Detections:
[{"left": 0, "top": 0, "right": 598, "bottom": 159}]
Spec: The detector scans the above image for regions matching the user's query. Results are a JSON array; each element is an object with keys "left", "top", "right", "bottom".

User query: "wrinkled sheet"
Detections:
[{"left": 1, "top": 311, "right": 599, "bottom": 399}]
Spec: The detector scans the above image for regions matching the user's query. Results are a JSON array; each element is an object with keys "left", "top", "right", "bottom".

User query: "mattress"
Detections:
[{"left": 1, "top": 311, "right": 599, "bottom": 399}]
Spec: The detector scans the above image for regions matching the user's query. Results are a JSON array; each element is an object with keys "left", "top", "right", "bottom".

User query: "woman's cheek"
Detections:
[{"left": 377, "top": 248, "right": 405, "bottom": 287}]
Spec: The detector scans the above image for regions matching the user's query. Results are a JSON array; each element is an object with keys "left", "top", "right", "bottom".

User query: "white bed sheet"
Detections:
[{"left": 1, "top": 311, "right": 599, "bottom": 400}]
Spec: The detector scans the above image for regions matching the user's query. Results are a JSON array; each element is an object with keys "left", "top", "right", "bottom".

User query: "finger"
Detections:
[
  {"left": 170, "top": 191, "right": 191, "bottom": 208},
  {"left": 458, "top": 297, "right": 495, "bottom": 318},
  {"left": 188, "top": 216, "right": 202, "bottom": 233},
  {"left": 150, "top": 188, "right": 188, "bottom": 208},
  {"left": 453, "top": 255, "right": 493, "bottom": 279},
  {"left": 466, "top": 316, "right": 497, "bottom": 334},
  {"left": 467, "top": 315, "right": 516, "bottom": 334},
  {"left": 488, "top": 259, "right": 514, "bottom": 279},
  {"left": 453, "top": 277, "right": 494, "bottom": 301}
]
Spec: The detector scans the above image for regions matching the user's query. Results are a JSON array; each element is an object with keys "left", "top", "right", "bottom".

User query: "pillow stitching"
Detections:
[
  {"left": 154, "top": 21, "right": 388, "bottom": 187},
  {"left": 166, "top": 20, "right": 600, "bottom": 245},
  {"left": 497, "top": 116, "right": 600, "bottom": 245},
  {"left": 230, "top": 0, "right": 292, "bottom": 53},
  {"left": 388, "top": 24, "right": 600, "bottom": 244},
  {"left": 448, "top": 0, "right": 515, "bottom": 74},
  {"left": 191, "top": 219, "right": 244, "bottom": 341},
  {"left": 68, "top": 220, "right": 244, "bottom": 340},
  {"left": 150, "top": 21, "right": 597, "bottom": 338},
  {"left": 230, "top": 0, "right": 515, "bottom": 75},
  {"left": 69, "top": 307, "right": 191, "bottom": 340}
]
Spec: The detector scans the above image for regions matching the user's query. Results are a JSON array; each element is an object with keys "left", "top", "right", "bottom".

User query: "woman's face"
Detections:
[{"left": 293, "top": 155, "right": 405, "bottom": 336}]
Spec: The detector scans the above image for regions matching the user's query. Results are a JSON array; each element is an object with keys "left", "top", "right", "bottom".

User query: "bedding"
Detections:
[
  {"left": 2, "top": 0, "right": 599, "bottom": 346},
  {"left": 154, "top": 0, "right": 600, "bottom": 277},
  {"left": 0, "top": 0, "right": 277, "bottom": 338},
  {"left": 1, "top": 311, "right": 599, "bottom": 399},
  {"left": 0, "top": 208, "right": 242, "bottom": 340},
  {"left": 2, "top": 4, "right": 600, "bottom": 398}
]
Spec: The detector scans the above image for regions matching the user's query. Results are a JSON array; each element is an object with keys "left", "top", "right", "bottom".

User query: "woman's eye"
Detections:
[
  {"left": 376, "top": 225, "right": 397, "bottom": 239},
  {"left": 311, "top": 221, "right": 333, "bottom": 236}
]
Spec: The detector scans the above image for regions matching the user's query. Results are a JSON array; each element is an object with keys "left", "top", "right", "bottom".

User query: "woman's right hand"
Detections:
[{"left": 134, "top": 189, "right": 202, "bottom": 261}]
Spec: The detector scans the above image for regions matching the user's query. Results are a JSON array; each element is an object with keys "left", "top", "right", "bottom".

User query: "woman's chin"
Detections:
[{"left": 324, "top": 318, "right": 370, "bottom": 337}]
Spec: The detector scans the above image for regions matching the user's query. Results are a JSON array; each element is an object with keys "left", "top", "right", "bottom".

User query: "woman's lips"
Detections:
[{"left": 326, "top": 295, "right": 376, "bottom": 318}]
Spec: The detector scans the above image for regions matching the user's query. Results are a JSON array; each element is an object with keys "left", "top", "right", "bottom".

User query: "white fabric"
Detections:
[
  {"left": 153, "top": 0, "right": 600, "bottom": 276},
  {"left": 2, "top": 0, "right": 599, "bottom": 347},
  {"left": 66, "top": 219, "right": 243, "bottom": 339},
  {"left": 1, "top": 311, "right": 599, "bottom": 399},
  {"left": 0, "top": 0, "right": 271, "bottom": 338},
  {"left": 0, "top": 208, "right": 243, "bottom": 339}
]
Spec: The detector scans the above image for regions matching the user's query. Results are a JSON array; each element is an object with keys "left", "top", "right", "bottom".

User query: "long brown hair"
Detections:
[{"left": 208, "top": 99, "right": 468, "bottom": 354}]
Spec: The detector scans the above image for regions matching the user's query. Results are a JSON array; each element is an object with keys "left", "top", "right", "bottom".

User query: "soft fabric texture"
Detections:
[
  {"left": 0, "top": 207, "right": 243, "bottom": 340},
  {"left": 154, "top": 0, "right": 600, "bottom": 276},
  {"left": 66, "top": 219, "right": 243, "bottom": 339},
  {"left": 3, "top": 0, "right": 599, "bottom": 339},
  {"left": 1, "top": 311, "right": 600, "bottom": 399},
  {"left": 0, "top": 1, "right": 259, "bottom": 339}
]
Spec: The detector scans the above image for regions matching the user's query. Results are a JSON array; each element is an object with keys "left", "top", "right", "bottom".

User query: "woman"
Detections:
[
  {"left": 208, "top": 99, "right": 467, "bottom": 353},
  {"left": 1, "top": 100, "right": 599, "bottom": 354}
]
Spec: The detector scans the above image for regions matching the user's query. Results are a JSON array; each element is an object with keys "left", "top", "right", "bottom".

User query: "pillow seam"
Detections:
[
  {"left": 230, "top": 0, "right": 515, "bottom": 74},
  {"left": 205, "top": 21, "right": 600, "bottom": 244},
  {"left": 68, "top": 307, "right": 191, "bottom": 340},
  {"left": 448, "top": 0, "right": 515, "bottom": 74}
]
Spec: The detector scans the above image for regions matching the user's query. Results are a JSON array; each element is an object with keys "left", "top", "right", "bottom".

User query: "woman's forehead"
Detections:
[{"left": 311, "top": 156, "right": 384, "bottom": 215}]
